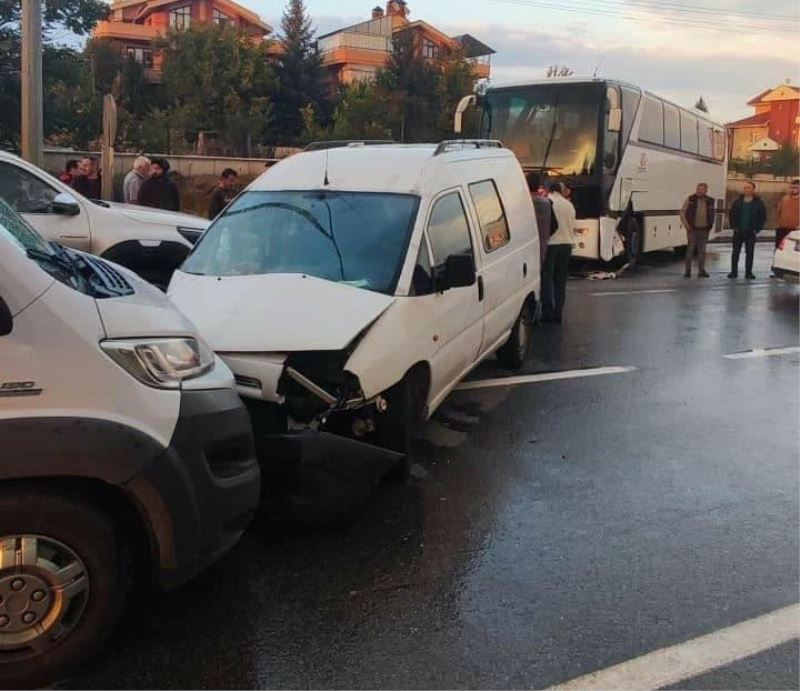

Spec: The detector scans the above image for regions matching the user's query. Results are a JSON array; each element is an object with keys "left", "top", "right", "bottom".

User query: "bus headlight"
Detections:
[{"left": 101, "top": 337, "right": 214, "bottom": 389}]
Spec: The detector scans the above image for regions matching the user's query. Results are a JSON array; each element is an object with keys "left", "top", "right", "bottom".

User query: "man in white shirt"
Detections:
[{"left": 541, "top": 183, "right": 576, "bottom": 323}]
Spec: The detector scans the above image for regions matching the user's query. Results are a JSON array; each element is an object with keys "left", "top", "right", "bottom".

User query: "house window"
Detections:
[
  {"left": 213, "top": 8, "right": 229, "bottom": 24},
  {"left": 422, "top": 38, "right": 439, "bottom": 60},
  {"left": 169, "top": 5, "right": 192, "bottom": 29},
  {"left": 127, "top": 47, "right": 153, "bottom": 69}
]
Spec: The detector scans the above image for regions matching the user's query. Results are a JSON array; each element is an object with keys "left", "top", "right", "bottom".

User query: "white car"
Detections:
[
  {"left": 0, "top": 151, "right": 208, "bottom": 287},
  {"left": 773, "top": 230, "right": 800, "bottom": 283},
  {"left": 169, "top": 141, "right": 541, "bottom": 486}
]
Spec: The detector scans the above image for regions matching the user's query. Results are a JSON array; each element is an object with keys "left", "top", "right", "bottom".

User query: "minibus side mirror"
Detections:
[
  {"left": 52, "top": 192, "right": 81, "bottom": 216},
  {"left": 437, "top": 253, "right": 476, "bottom": 291},
  {"left": 608, "top": 108, "right": 622, "bottom": 133},
  {"left": 0, "top": 297, "right": 13, "bottom": 337}
]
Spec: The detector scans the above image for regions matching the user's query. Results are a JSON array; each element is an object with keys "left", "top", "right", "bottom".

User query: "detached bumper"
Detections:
[{"left": 128, "top": 388, "right": 261, "bottom": 589}]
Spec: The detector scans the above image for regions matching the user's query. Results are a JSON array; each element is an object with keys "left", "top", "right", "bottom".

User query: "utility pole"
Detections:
[{"left": 21, "top": 0, "right": 44, "bottom": 167}]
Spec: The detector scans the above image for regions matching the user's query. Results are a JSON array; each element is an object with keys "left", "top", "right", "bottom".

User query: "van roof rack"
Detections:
[
  {"left": 434, "top": 139, "right": 504, "bottom": 156},
  {"left": 304, "top": 140, "right": 396, "bottom": 152}
]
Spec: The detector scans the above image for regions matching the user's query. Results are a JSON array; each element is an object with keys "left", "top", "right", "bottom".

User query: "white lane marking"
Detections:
[
  {"left": 724, "top": 346, "right": 800, "bottom": 360},
  {"left": 549, "top": 603, "right": 800, "bottom": 691},
  {"left": 590, "top": 289, "right": 679, "bottom": 297},
  {"left": 455, "top": 366, "right": 637, "bottom": 392}
]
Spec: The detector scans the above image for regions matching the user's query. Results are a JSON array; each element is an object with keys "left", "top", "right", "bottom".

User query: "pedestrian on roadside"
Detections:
[
  {"left": 775, "top": 178, "right": 799, "bottom": 250},
  {"left": 137, "top": 158, "right": 180, "bottom": 212},
  {"left": 680, "top": 182, "right": 716, "bottom": 278},
  {"left": 208, "top": 168, "right": 238, "bottom": 219},
  {"left": 541, "top": 182, "right": 576, "bottom": 324},
  {"left": 59, "top": 160, "right": 79, "bottom": 186},
  {"left": 560, "top": 182, "right": 573, "bottom": 202},
  {"left": 72, "top": 157, "right": 102, "bottom": 200},
  {"left": 123, "top": 156, "right": 151, "bottom": 205},
  {"left": 728, "top": 181, "right": 767, "bottom": 280}
]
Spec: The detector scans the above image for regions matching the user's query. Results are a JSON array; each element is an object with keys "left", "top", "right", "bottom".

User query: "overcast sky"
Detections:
[{"left": 248, "top": 0, "right": 800, "bottom": 122}]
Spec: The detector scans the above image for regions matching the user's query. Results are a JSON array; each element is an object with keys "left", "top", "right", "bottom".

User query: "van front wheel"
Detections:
[
  {"left": 0, "top": 490, "right": 126, "bottom": 688},
  {"left": 497, "top": 302, "right": 533, "bottom": 370}
]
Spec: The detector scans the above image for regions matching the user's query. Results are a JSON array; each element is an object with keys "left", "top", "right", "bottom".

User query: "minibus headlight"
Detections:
[{"left": 101, "top": 337, "right": 215, "bottom": 389}]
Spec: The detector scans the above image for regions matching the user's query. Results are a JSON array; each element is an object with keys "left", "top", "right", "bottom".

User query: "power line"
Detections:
[
  {"left": 574, "top": 0, "right": 799, "bottom": 22},
  {"left": 490, "top": 0, "right": 799, "bottom": 35}
]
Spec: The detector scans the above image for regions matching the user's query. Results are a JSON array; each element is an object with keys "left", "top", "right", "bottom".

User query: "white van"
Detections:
[
  {"left": 169, "top": 142, "right": 540, "bottom": 481},
  {"left": 0, "top": 201, "right": 260, "bottom": 687},
  {"left": 0, "top": 152, "right": 208, "bottom": 288}
]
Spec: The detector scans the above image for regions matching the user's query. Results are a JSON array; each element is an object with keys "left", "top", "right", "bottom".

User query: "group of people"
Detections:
[
  {"left": 682, "top": 178, "right": 800, "bottom": 280},
  {"left": 60, "top": 156, "right": 239, "bottom": 219}
]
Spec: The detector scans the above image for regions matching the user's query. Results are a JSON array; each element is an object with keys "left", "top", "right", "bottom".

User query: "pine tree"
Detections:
[
  {"left": 274, "top": 0, "right": 327, "bottom": 144},
  {"left": 694, "top": 96, "right": 709, "bottom": 113}
]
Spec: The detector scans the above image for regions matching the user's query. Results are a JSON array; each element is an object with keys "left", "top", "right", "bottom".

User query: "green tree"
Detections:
[
  {"left": 274, "top": 0, "right": 327, "bottom": 144},
  {"left": 694, "top": 96, "right": 709, "bottom": 113},
  {"left": 157, "top": 23, "right": 277, "bottom": 155},
  {"left": 434, "top": 48, "right": 479, "bottom": 138}
]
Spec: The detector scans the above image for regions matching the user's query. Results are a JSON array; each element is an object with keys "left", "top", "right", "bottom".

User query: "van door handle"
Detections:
[{"left": 477, "top": 275, "right": 485, "bottom": 302}]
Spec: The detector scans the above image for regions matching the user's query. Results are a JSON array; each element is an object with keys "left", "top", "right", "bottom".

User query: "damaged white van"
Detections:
[{"left": 169, "top": 142, "right": 540, "bottom": 491}]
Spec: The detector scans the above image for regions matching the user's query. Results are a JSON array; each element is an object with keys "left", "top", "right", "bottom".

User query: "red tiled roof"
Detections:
[{"left": 726, "top": 112, "right": 771, "bottom": 128}]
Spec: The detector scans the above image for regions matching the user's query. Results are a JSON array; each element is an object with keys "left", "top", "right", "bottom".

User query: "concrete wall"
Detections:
[{"left": 726, "top": 174, "right": 795, "bottom": 229}]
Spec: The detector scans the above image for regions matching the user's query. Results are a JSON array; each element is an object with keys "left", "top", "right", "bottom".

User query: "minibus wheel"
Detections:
[
  {"left": 497, "top": 302, "right": 533, "bottom": 370},
  {"left": 0, "top": 489, "right": 125, "bottom": 688}
]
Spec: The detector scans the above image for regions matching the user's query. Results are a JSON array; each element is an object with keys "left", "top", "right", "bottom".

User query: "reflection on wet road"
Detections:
[{"left": 65, "top": 246, "right": 799, "bottom": 690}]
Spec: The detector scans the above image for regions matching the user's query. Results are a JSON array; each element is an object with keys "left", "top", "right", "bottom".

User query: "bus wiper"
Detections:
[{"left": 540, "top": 94, "right": 562, "bottom": 176}]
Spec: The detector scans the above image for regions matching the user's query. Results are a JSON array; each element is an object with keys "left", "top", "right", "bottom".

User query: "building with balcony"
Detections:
[
  {"left": 93, "top": 0, "right": 277, "bottom": 81},
  {"left": 727, "top": 81, "right": 800, "bottom": 160},
  {"left": 318, "top": 1, "right": 495, "bottom": 87}
]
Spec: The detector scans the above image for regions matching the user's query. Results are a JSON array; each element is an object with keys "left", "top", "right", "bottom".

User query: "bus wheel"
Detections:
[{"left": 625, "top": 217, "right": 643, "bottom": 269}]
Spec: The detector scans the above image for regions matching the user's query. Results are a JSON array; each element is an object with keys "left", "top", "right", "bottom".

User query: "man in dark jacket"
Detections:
[
  {"left": 208, "top": 168, "right": 238, "bottom": 219},
  {"left": 137, "top": 157, "right": 180, "bottom": 211},
  {"left": 72, "top": 157, "right": 102, "bottom": 200},
  {"left": 728, "top": 181, "right": 767, "bottom": 280},
  {"left": 680, "top": 183, "right": 715, "bottom": 278}
]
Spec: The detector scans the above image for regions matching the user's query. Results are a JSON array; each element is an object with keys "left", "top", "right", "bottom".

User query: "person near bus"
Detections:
[
  {"left": 59, "top": 159, "right": 79, "bottom": 186},
  {"left": 137, "top": 158, "right": 180, "bottom": 212},
  {"left": 728, "top": 181, "right": 767, "bottom": 280},
  {"left": 680, "top": 183, "right": 715, "bottom": 278},
  {"left": 123, "top": 156, "right": 151, "bottom": 205},
  {"left": 775, "top": 179, "right": 800, "bottom": 250},
  {"left": 541, "top": 182, "right": 576, "bottom": 324},
  {"left": 208, "top": 168, "right": 239, "bottom": 220}
]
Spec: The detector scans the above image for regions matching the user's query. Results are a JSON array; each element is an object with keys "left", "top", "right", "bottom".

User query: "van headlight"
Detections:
[{"left": 101, "top": 337, "right": 214, "bottom": 389}]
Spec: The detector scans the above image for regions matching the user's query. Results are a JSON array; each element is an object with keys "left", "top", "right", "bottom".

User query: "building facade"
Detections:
[
  {"left": 318, "top": 1, "right": 495, "bottom": 87},
  {"left": 93, "top": 0, "right": 275, "bottom": 81},
  {"left": 727, "top": 82, "right": 800, "bottom": 160}
]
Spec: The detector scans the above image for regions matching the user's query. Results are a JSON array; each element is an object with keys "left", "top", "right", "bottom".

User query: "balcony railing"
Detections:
[
  {"left": 319, "top": 32, "right": 392, "bottom": 55},
  {"left": 93, "top": 20, "right": 159, "bottom": 41}
]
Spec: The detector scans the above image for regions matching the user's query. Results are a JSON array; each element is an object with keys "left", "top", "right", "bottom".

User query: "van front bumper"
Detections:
[{"left": 128, "top": 388, "right": 261, "bottom": 589}]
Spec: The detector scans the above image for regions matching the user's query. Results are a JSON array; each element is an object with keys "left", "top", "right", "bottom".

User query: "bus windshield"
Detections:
[{"left": 482, "top": 83, "right": 603, "bottom": 176}]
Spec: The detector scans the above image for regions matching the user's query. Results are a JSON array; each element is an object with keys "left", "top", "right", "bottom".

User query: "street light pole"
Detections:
[{"left": 21, "top": 0, "right": 43, "bottom": 166}]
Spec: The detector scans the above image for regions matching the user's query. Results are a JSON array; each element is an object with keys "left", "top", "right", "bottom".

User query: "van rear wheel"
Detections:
[
  {"left": 0, "top": 490, "right": 126, "bottom": 688},
  {"left": 497, "top": 302, "right": 533, "bottom": 370}
]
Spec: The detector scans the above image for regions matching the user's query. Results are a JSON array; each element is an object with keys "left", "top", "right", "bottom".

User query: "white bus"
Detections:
[{"left": 464, "top": 78, "right": 728, "bottom": 265}]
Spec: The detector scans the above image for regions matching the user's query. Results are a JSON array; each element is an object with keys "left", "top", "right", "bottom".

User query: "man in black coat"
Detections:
[
  {"left": 137, "top": 158, "right": 180, "bottom": 212},
  {"left": 728, "top": 180, "right": 767, "bottom": 280}
]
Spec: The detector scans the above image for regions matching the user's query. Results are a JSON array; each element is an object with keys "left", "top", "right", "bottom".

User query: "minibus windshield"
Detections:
[{"left": 183, "top": 191, "right": 420, "bottom": 296}]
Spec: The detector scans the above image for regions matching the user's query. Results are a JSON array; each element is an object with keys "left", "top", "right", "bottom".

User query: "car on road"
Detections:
[
  {"left": 0, "top": 151, "right": 208, "bottom": 288},
  {"left": 168, "top": 141, "right": 541, "bottom": 502},
  {"left": 0, "top": 200, "right": 260, "bottom": 687},
  {"left": 773, "top": 230, "right": 800, "bottom": 283}
]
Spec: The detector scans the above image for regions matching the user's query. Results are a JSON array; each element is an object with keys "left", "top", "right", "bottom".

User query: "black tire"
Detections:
[
  {"left": 0, "top": 489, "right": 125, "bottom": 689},
  {"left": 379, "top": 369, "right": 427, "bottom": 483},
  {"left": 497, "top": 302, "right": 533, "bottom": 370},
  {"left": 624, "top": 216, "right": 643, "bottom": 269}
]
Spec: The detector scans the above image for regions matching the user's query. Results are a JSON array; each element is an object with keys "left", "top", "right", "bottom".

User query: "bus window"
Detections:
[
  {"left": 712, "top": 129, "right": 726, "bottom": 161},
  {"left": 639, "top": 96, "right": 664, "bottom": 145},
  {"left": 663, "top": 104, "right": 680, "bottom": 149},
  {"left": 621, "top": 87, "right": 641, "bottom": 146},
  {"left": 698, "top": 121, "right": 713, "bottom": 159},
  {"left": 603, "top": 86, "right": 620, "bottom": 172},
  {"left": 680, "top": 111, "right": 699, "bottom": 154}
]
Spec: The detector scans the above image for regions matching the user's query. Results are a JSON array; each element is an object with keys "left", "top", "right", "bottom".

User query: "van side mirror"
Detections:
[
  {"left": 0, "top": 297, "right": 13, "bottom": 336},
  {"left": 608, "top": 108, "right": 622, "bottom": 133},
  {"left": 52, "top": 192, "right": 81, "bottom": 216},
  {"left": 436, "top": 253, "right": 476, "bottom": 291}
]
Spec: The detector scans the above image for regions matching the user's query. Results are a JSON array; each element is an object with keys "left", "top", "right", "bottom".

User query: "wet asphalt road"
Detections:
[{"left": 65, "top": 245, "right": 799, "bottom": 690}]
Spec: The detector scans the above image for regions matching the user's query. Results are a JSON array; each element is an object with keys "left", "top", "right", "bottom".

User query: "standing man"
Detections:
[
  {"left": 680, "top": 183, "right": 716, "bottom": 278},
  {"left": 728, "top": 181, "right": 767, "bottom": 280},
  {"left": 208, "top": 168, "right": 238, "bottom": 219},
  {"left": 137, "top": 158, "right": 180, "bottom": 212},
  {"left": 775, "top": 179, "right": 800, "bottom": 250},
  {"left": 541, "top": 182, "right": 576, "bottom": 324},
  {"left": 59, "top": 160, "right": 79, "bottom": 186},
  {"left": 123, "top": 156, "right": 150, "bottom": 205},
  {"left": 72, "top": 157, "right": 102, "bottom": 200}
]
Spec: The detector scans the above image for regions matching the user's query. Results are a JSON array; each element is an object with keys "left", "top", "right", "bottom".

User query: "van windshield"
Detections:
[
  {"left": 183, "top": 191, "right": 420, "bottom": 295},
  {"left": 0, "top": 199, "right": 53, "bottom": 255}
]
